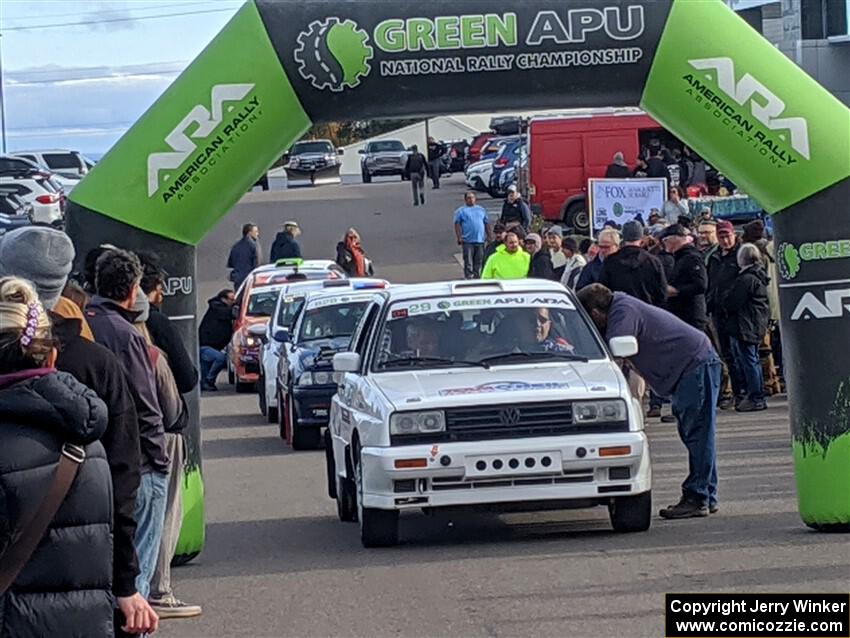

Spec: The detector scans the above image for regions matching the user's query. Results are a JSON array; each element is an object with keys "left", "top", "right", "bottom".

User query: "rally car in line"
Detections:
[
  {"left": 256, "top": 278, "right": 385, "bottom": 423},
  {"left": 227, "top": 259, "right": 345, "bottom": 392},
  {"left": 327, "top": 279, "right": 651, "bottom": 547},
  {"left": 272, "top": 279, "right": 390, "bottom": 449}
]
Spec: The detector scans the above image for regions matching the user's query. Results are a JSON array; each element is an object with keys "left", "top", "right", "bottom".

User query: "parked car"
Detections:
[
  {"left": 328, "top": 279, "right": 651, "bottom": 547},
  {"left": 275, "top": 279, "right": 389, "bottom": 449},
  {"left": 228, "top": 259, "right": 346, "bottom": 392},
  {"left": 359, "top": 140, "right": 409, "bottom": 183},
  {"left": 465, "top": 159, "right": 495, "bottom": 192},
  {"left": 12, "top": 149, "right": 94, "bottom": 179},
  {"left": 0, "top": 155, "right": 77, "bottom": 191},
  {"left": 0, "top": 191, "right": 34, "bottom": 235},
  {"left": 488, "top": 139, "right": 526, "bottom": 198},
  {"left": 468, "top": 132, "right": 495, "bottom": 165},
  {"left": 0, "top": 175, "right": 64, "bottom": 226},
  {"left": 284, "top": 139, "right": 343, "bottom": 185}
]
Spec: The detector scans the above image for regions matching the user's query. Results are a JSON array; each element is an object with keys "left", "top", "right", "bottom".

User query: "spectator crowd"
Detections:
[{"left": 0, "top": 226, "right": 203, "bottom": 637}]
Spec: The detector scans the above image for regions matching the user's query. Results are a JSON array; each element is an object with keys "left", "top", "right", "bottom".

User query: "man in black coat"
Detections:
[
  {"left": 725, "top": 244, "right": 770, "bottom": 412},
  {"left": 599, "top": 221, "right": 667, "bottom": 306},
  {"left": 269, "top": 221, "right": 303, "bottom": 262},
  {"left": 707, "top": 220, "right": 744, "bottom": 404},
  {"left": 524, "top": 234, "right": 554, "bottom": 280},
  {"left": 138, "top": 251, "right": 198, "bottom": 394},
  {"left": 661, "top": 225, "right": 709, "bottom": 331},
  {"left": 646, "top": 148, "right": 672, "bottom": 183},
  {"left": 605, "top": 151, "right": 632, "bottom": 178},
  {"left": 199, "top": 289, "right": 236, "bottom": 391},
  {"left": 426, "top": 136, "right": 446, "bottom": 189},
  {"left": 227, "top": 223, "right": 261, "bottom": 288},
  {"left": 405, "top": 145, "right": 428, "bottom": 206}
]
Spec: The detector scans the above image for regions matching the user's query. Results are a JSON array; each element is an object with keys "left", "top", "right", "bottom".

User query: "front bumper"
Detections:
[
  {"left": 292, "top": 385, "right": 335, "bottom": 427},
  {"left": 236, "top": 348, "right": 260, "bottom": 381},
  {"left": 358, "top": 432, "right": 651, "bottom": 510},
  {"left": 285, "top": 164, "right": 341, "bottom": 183},
  {"left": 365, "top": 161, "right": 405, "bottom": 175}
]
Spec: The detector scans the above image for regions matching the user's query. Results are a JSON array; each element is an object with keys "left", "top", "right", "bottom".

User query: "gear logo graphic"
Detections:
[{"left": 294, "top": 18, "right": 373, "bottom": 92}]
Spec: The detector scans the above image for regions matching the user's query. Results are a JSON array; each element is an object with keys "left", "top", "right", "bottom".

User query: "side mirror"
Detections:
[
  {"left": 358, "top": 149, "right": 366, "bottom": 154},
  {"left": 609, "top": 336, "right": 638, "bottom": 359},
  {"left": 333, "top": 352, "right": 361, "bottom": 373},
  {"left": 247, "top": 323, "right": 267, "bottom": 342},
  {"left": 337, "top": 148, "right": 345, "bottom": 156},
  {"left": 273, "top": 328, "right": 290, "bottom": 344}
]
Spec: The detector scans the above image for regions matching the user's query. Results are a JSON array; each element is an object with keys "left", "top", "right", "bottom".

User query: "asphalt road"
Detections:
[
  {"left": 160, "top": 179, "right": 850, "bottom": 638},
  {"left": 196, "top": 173, "right": 494, "bottom": 309},
  {"left": 160, "top": 396, "right": 847, "bottom": 638}
]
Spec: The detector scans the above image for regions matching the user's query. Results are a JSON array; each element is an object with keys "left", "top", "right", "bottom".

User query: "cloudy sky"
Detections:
[{"left": 2, "top": 1, "right": 242, "bottom": 156}]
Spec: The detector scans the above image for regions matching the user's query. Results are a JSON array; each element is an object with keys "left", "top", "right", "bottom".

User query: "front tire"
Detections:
[
  {"left": 608, "top": 491, "right": 652, "bottom": 533},
  {"left": 258, "top": 375, "right": 267, "bottom": 416},
  {"left": 356, "top": 447, "right": 398, "bottom": 547},
  {"left": 362, "top": 169, "right": 372, "bottom": 184},
  {"left": 336, "top": 472, "right": 357, "bottom": 522},
  {"left": 564, "top": 201, "right": 590, "bottom": 235}
]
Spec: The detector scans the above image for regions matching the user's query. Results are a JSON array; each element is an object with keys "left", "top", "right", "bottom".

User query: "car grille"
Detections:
[{"left": 392, "top": 401, "right": 629, "bottom": 445}]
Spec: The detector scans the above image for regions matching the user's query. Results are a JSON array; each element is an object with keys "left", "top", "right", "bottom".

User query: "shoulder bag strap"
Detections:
[{"left": 0, "top": 443, "right": 86, "bottom": 594}]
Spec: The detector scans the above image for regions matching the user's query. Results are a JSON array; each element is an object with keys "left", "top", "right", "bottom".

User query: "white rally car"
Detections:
[{"left": 327, "top": 279, "right": 651, "bottom": 547}]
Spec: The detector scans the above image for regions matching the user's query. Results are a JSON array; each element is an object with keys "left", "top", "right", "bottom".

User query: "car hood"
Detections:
[
  {"left": 293, "top": 336, "right": 350, "bottom": 370},
  {"left": 372, "top": 362, "right": 623, "bottom": 411},
  {"left": 367, "top": 151, "right": 407, "bottom": 158},
  {"left": 467, "top": 160, "right": 493, "bottom": 173}
]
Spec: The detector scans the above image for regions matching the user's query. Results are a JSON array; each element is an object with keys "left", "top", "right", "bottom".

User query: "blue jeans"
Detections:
[
  {"left": 200, "top": 346, "right": 227, "bottom": 384},
  {"left": 671, "top": 357, "right": 721, "bottom": 507},
  {"left": 134, "top": 470, "right": 169, "bottom": 599},
  {"left": 462, "top": 242, "right": 484, "bottom": 279},
  {"left": 730, "top": 337, "right": 764, "bottom": 403}
]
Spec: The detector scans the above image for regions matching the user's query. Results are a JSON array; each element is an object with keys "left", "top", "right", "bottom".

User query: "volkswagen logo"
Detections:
[{"left": 499, "top": 407, "right": 521, "bottom": 426}]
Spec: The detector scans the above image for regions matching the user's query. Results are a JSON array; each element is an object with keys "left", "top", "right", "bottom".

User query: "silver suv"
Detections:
[{"left": 359, "top": 140, "right": 409, "bottom": 183}]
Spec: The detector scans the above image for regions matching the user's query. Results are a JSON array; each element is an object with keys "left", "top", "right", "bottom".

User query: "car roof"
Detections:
[
  {"left": 12, "top": 149, "right": 80, "bottom": 154},
  {"left": 381, "top": 279, "right": 572, "bottom": 303},
  {"left": 303, "top": 279, "right": 391, "bottom": 304},
  {"left": 251, "top": 259, "right": 339, "bottom": 274}
]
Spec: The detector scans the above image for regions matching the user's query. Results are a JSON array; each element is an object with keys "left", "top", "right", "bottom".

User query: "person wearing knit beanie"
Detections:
[{"left": 0, "top": 226, "right": 74, "bottom": 310}]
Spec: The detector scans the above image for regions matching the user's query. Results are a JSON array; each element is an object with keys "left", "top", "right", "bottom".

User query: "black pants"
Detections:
[{"left": 429, "top": 159, "right": 442, "bottom": 188}]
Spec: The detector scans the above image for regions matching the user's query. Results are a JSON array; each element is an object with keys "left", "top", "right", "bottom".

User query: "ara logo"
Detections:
[
  {"left": 147, "top": 83, "right": 255, "bottom": 198},
  {"left": 294, "top": 18, "right": 373, "bottom": 92},
  {"left": 791, "top": 288, "right": 850, "bottom": 320},
  {"left": 688, "top": 57, "right": 810, "bottom": 160}
]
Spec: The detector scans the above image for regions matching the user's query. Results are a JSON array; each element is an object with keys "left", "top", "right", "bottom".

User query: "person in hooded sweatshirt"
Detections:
[
  {"left": 0, "top": 227, "right": 158, "bottom": 635},
  {"left": 198, "top": 289, "right": 236, "bottom": 391},
  {"left": 481, "top": 230, "right": 531, "bottom": 280},
  {"left": 599, "top": 221, "right": 667, "bottom": 307},
  {"left": 725, "top": 243, "right": 770, "bottom": 412},
  {"left": 269, "top": 221, "right": 303, "bottom": 262},
  {"left": 0, "top": 277, "right": 119, "bottom": 638},
  {"left": 525, "top": 233, "right": 554, "bottom": 280}
]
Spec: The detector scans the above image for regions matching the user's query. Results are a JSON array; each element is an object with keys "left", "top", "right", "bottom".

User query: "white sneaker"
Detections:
[{"left": 150, "top": 595, "right": 202, "bottom": 619}]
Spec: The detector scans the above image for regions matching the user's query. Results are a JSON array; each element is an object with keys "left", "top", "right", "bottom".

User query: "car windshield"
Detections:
[
  {"left": 373, "top": 294, "right": 605, "bottom": 371},
  {"left": 247, "top": 289, "right": 282, "bottom": 317},
  {"left": 369, "top": 141, "right": 405, "bottom": 153},
  {"left": 292, "top": 141, "right": 333, "bottom": 155},
  {"left": 277, "top": 295, "right": 306, "bottom": 328},
  {"left": 298, "top": 301, "right": 370, "bottom": 344}
]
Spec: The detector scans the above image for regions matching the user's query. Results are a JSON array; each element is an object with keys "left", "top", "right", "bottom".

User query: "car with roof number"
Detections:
[
  {"left": 227, "top": 259, "right": 346, "bottom": 392},
  {"left": 255, "top": 278, "right": 383, "bottom": 424},
  {"left": 272, "top": 279, "right": 390, "bottom": 449},
  {"left": 326, "top": 279, "right": 651, "bottom": 547}
]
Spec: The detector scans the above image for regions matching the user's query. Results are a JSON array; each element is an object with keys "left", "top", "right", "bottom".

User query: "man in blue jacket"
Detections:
[
  {"left": 579, "top": 284, "right": 721, "bottom": 519},
  {"left": 227, "top": 223, "right": 261, "bottom": 288}
]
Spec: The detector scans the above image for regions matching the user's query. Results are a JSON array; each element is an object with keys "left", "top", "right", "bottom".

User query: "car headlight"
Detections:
[
  {"left": 297, "top": 371, "right": 333, "bottom": 386},
  {"left": 390, "top": 411, "right": 446, "bottom": 436},
  {"left": 244, "top": 335, "right": 260, "bottom": 347},
  {"left": 573, "top": 400, "right": 627, "bottom": 423}
]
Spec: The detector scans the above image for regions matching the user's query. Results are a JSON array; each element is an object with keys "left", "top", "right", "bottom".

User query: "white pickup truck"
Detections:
[{"left": 327, "top": 279, "right": 651, "bottom": 547}]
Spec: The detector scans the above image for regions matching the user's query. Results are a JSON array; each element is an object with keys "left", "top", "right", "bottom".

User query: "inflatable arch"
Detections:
[{"left": 67, "top": 0, "right": 850, "bottom": 559}]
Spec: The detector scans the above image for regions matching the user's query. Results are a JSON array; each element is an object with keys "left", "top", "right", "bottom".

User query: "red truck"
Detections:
[{"left": 527, "top": 109, "right": 668, "bottom": 234}]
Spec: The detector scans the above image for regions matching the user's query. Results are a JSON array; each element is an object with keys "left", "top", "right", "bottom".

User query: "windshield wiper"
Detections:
[
  {"left": 478, "top": 351, "right": 589, "bottom": 366},
  {"left": 380, "top": 356, "right": 490, "bottom": 370}
]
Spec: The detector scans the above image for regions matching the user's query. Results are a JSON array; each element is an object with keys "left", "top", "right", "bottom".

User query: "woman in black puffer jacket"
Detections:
[{"left": 0, "top": 277, "right": 113, "bottom": 638}]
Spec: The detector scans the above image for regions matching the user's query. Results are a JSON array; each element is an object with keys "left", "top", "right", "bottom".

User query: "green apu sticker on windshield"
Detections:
[{"left": 389, "top": 295, "right": 576, "bottom": 319}]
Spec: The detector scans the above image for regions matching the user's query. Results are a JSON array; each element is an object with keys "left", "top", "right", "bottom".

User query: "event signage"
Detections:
[{"left": 588, "top": 178, "right": 666, "bottom": 232}]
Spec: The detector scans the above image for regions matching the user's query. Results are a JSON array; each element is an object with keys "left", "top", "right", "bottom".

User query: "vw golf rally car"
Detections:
[
  {"left": 327, "top": 279, "right": 651, "bottom": 547},
  {"left": 274, "top": 279, "right": 389, "bottom": 449}
]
